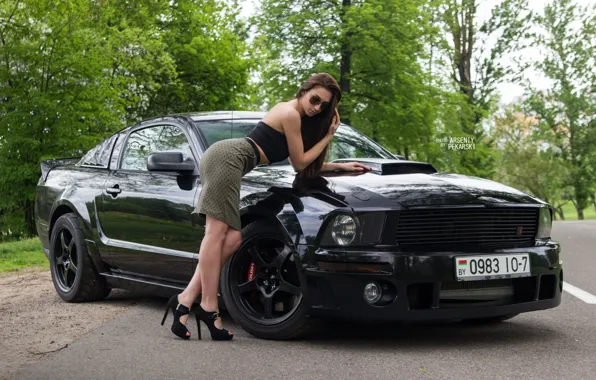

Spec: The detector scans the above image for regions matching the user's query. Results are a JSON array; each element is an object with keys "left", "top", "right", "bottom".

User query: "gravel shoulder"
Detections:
[{"left": 0, "top": 268, "right": 135, "bottom": 380}]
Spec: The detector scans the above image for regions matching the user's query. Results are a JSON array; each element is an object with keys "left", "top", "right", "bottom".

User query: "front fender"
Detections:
[
  {"left": 239, "top": 188, "right": 345, "bottom": 264},
  {"left": 240, "top": 191, "right": 306, "bottom": 246}
]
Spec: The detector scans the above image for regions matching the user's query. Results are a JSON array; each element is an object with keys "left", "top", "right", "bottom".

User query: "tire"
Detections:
[
  {"left": 221, "top": 220, "right": 318, "bottom": 340},
  {"left": 49, "top": 213, "right": 111, "bottom": 302},
  {"left": 462, "top": 313, "right": 519, "bottom": 325}
]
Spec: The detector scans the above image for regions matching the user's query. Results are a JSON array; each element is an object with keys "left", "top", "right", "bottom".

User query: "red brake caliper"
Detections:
[{"left": 247, "top": 261, "right": 256, "bottom": 282}]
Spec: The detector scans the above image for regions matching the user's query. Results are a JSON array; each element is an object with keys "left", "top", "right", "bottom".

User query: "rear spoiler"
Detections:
[{"left": 40, "top": 157, "right": 81, "bottom": 181}]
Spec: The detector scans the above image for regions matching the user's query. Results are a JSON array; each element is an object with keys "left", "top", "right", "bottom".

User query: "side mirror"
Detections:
[{"left": 147, "top": 152, "right": 195, "bottom": 173}]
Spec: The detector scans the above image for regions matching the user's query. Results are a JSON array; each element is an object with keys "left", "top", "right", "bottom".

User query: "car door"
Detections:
[{"left": 97, "top": 122, "right": 204, "bottom": 284}]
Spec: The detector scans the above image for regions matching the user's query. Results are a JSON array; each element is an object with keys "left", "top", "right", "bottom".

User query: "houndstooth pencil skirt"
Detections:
[{"left": 192, "top": 138, "right": 259, "bottom": 231}]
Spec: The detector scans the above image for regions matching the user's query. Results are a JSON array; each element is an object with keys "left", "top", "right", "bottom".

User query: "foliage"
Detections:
[
  {"left": 0, "top": 0, "right": 252, "bottom": 237},
  {"left": 439, "top": 0, "right": 534, "bottom": 178},
  {"left": 148, "top": 0, "right": 254, "bottom": 116},
  {"left": 522, "top": 0, "right": 596, "bottom": 219},
  {"left": 492, "top": 105, "right": 568, "bottom": 218}
]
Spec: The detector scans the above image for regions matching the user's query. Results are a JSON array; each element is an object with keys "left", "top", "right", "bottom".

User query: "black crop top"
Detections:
[{"left": 247, "top": 121, "right": 289, "bottom": 163}]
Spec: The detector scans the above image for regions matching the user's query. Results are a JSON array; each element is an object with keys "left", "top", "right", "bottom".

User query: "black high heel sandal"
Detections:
[
  {"left": 160, "top": 295, "right": 195, "bottom": 339},
  {"left": 194, "top": 304, "right": 234, "bottom": 341}
]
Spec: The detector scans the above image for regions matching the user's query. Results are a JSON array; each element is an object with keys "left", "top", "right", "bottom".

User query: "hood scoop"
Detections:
[{"left": 334, "top": 158, "right": 437, "bottom": 175}]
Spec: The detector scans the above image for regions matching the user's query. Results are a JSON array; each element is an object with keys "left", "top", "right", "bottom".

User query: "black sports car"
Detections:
[{"left": 35, "top": 111, "right": 562, "bottom": 340}]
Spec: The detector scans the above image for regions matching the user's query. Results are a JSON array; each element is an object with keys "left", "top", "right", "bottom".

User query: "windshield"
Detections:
[{"left": 194, "top": 119, "right": 396, "bottom": 162}]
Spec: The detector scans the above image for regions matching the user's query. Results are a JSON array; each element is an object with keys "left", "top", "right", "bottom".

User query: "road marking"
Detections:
[{"left": 563, "top": 282, "right": 596, "bottom": 304}]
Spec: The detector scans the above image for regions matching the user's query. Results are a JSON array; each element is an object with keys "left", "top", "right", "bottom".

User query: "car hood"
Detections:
[{"left": 243, "top": 164, "right": 544, "bottom": 208}]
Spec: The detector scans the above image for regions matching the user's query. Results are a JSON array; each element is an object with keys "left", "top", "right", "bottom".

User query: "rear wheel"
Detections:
[
  {"left": 221, "top": 220, "right": 317, "bottom": 340},
  {"left": 49, "top": 213, "right": 110, "bottom": 302}
]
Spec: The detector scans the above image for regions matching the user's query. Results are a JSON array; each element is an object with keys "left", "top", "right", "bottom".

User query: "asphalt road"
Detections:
[{"left": 12, "top": 221, "right": 596, "bottom": 380}]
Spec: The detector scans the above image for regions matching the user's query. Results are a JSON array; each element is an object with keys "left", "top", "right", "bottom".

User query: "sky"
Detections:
[{"left": 238, "top": 0, "right": 595, "bottom": 105}]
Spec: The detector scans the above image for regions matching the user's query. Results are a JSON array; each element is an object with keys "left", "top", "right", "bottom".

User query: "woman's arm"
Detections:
[
  {"left": 321, "top": 161, "right": 372, "bottom": 172},
  {"left": 321, "top": 162, "right": 342, "bottom": 171}
]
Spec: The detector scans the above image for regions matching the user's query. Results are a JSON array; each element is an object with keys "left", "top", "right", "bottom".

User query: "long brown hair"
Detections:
[{"left": 295, "top": 73, "right": 342, "bottom": 178}]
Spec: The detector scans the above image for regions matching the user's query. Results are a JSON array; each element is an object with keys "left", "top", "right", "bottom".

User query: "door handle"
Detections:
[{"left": 106, "top": 186, "right": 121, "bottom": 195}]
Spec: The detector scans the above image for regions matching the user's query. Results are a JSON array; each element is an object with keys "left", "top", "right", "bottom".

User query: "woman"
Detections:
[{"left": 161, "top": 72, "right": 371, "bottom": 341}]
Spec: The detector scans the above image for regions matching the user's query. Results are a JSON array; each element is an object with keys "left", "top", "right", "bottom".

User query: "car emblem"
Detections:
[{"left": 517, "top": 226, "right": 523, "bottom": 235}]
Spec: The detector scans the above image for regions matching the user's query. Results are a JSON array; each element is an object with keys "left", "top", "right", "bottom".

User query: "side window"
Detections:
[
  {"left": 79, "top": 134, "right": 118, "bottom": 168},
  {"left": 120, "top": 125, "right": 193, "bottom": 171}
]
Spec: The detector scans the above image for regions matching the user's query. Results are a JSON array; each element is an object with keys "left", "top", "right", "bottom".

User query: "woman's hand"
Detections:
[
  {"left": 327, "top": 108, "right": 341, "bottom": 139},
  {"left": 338, "top": 162, "right": 372, "bottom": 172}
]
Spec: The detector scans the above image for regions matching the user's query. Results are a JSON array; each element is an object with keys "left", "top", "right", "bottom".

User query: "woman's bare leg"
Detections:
[
  {"left": 221, "top": 229, "right": 243, "bottom": 263},
  {"left": 197, "top": 217, "right": 230, "bottom": 330},
  {"left": 177, "top": 227, "right": 243, "bottom": 325}
]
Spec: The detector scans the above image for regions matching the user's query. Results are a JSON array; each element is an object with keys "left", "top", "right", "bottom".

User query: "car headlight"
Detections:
[
  {"left": 331, "top": 215, "right": 357, "bottom": 245},
  {"left": 321, "top": 212, "right": 385, "bottom": 246},
  {"left": 536, "top": 207, "right": 552, "bottom": 239}
]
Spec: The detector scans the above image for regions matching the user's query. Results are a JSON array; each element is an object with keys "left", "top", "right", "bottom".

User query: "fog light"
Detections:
[{"left": 364, "top": 282, "right": 382, "bottom": 304}]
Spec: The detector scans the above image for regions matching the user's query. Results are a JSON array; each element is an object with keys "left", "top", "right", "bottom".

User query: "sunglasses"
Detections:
[{"left": 309, "top": 94, "right": 330, "bottom": 109}]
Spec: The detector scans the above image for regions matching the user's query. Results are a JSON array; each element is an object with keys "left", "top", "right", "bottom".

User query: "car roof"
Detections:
[
  {"left": 118, "top": 111, "right": 264, "bottom": 133},
  {"left": 177, "top": 111, "right": 266, "bottom": 121}
]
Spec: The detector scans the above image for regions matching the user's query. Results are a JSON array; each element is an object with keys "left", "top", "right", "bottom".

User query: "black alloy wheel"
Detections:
[
  {"left": 230, "top": 236, "right": 302, "bottom": 324},
  {"left": 221, "top": 221, "right": 317, "bottom": 340},
  {"left": 49, "top": 213, "right": 110, "bottom": 302},
  {"left": 53, "top": 229, "right": 79, "bottom": 292}
]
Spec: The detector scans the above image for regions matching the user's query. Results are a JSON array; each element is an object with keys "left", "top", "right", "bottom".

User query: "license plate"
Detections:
[{"left": 455, "top": 254, "right": 530, "bottom": 281}]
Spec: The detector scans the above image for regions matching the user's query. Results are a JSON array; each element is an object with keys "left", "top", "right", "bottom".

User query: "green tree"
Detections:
[
  {"left": 147, "top": 0, "right": 254, "bottom": 115},
  {"left": 523, "top": 0, "right": 596, "bottom": 220},
  {"left": 0, "top": 0, "right": 252, "bottom": 238},
  {"left": 0, "top": 0, "right": 172, "bottom": 237},
  {"left": 492, "top": 106, "right": 568, "bottom": 219},
  {"left": 440, "top": 0, "right": 534, "bottom": 178}
]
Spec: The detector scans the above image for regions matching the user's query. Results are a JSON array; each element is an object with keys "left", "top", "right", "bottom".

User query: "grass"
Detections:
[
  {"left": 0, "top": 237, "right": 48, "bottom": 273},
  {"left": 557, "top": 203, "right": 596, "bottom": 221}
]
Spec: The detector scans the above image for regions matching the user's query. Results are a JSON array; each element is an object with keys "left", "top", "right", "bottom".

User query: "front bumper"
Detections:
[{"left": 302, "top": 241, "right": 562, "bottom": 321}]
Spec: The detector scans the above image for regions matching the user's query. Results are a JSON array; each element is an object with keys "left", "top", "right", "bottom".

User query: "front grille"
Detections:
[
  {"left": 407, "top": 277, "right": 539, "bottom": 310},
  {"left": 395, "top": 207, "right": 538, "bottom": 249},
  {"left": 440, "top": 279, "right": 514, "bottom": 303}
]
